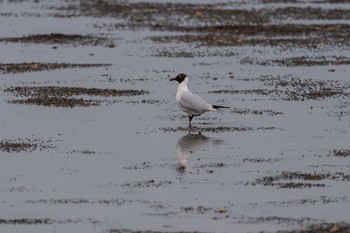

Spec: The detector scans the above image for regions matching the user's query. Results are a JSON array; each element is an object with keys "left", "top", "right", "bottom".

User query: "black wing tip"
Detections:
[{"left": 212, "top": 105, "right": 230, "bottom": 109}]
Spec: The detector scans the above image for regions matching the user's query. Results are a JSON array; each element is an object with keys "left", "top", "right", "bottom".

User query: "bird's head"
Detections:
[{"left": 170, "top": 73, "right": 187, "bottom": 83}]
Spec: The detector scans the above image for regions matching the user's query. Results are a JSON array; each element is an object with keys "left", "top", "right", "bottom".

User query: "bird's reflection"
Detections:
[{"left": 176, "top": 132, "right": 224, "bottom": 173}]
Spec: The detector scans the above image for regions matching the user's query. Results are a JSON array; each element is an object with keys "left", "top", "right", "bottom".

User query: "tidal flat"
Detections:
[{"left": 0, "top": 0, "right": 349, "bottom": 233}]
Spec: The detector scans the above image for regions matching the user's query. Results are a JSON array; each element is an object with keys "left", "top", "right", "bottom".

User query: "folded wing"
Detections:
[{"left": 178, "top": 91, "right": 213, "bottom": 115}]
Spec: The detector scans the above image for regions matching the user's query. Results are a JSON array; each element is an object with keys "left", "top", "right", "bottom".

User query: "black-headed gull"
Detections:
[{"left": 170, "top": 73, "right": 229, "bottom": 127}]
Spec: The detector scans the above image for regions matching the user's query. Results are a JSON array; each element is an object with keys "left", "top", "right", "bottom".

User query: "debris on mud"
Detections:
[
  {"left": 160, "top": 126, "right": 275, "bottom": 133},
  {"left": 180, "top": 206, "right": 213, "bottom": 214},
  {"left": 0, "top": 33, "right": 115, "bottom": 47},
  {"left": 241, "top": 56, "right": 350, "bottom": 67},
  {"left": 209, "top": 89, "right": 272, "bottom": 96},
  {"left": 0, "top": 62, "right": 110, "bottom": 74},
  {"left": 230, "top": 108, "right": 283, "bottom": 116},
  {"left": 230, "top": 76, "right": 350, "bottom": 101},
  {"left": 248, "top": 216, "right": 314, "bottom": 225},
  {"left": 193, "top": 162, "right": 230, "bottom": 174},
  {"left": 5, "top": 86, "right": 149, "bottom": 107},
  {"left": 279, "top": 222, "right": 350, "bottom": 233},
  {"left": 68, "top": 149, "right": 96, "bottom": 155},
  {"left": 0, "top": 218, "right": 52, "bottom": 225},
  {"left": 195, "top": 162, "right": 228, "bottom": 169},
  {"left": 152, "top": 47, "right": 238, "bottom": 58},
  {"left": 124, "top": 99, "right": 161, "bottom": 105},
  {"left": 264, "top": 77, "right": 350, "bottom": 101},
  {"left": 0, "top": 138, "right": 54, "bottom": 153},
  {"left": 9, "top": 97, "right": 101, "bottom": 107},
  {"left": 149, "top": 24, "right": 350, "bottom": 48},
  {"left": 0, "top": 140, "right": 36, "bottom": 153},
  {"left": 121, "top": 180, "right": 172, "bottom": 189},
  {"left": 109, "top": 229, "right": 205, "bottom": 233},
  {"left": 26, "top": 198, "right": 129, "bottom": 206},
  {"left": 242, "top": 157, "right": 283, "bottom": 163},
  {"left": 53, "top": 1, "right": 350, "bottom": 24},
  {"left": 0, "top": 217, "right": 102, "bottom": 225},
  {"left": 330, "top": 149, "right": 350, "bottom": 157},
  {"left": 248, "top": 195, "right": 350, "bottom": 209},
  {"left": 49, "top": 1, "right": 350, "bottom": 50},
  {"left": 5, "top": 86, "right": 148, "bottom": 98},
  {"left": 254, "top": 171, "right": 350, "bottom": 188}
]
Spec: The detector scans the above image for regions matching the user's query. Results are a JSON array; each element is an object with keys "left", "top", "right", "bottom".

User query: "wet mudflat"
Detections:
[{"left": 0, "top": 0, "right": 350, "bottom": 233}]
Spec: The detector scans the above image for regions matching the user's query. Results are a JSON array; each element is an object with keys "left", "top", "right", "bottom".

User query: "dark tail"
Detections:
[{"left": 212, "top": 105, "right": 230, "bottom": 109}]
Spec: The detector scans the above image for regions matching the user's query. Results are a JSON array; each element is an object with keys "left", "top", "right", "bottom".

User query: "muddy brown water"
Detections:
[{"left": 0, "top": 0, "right": 350, "bottom": 233}]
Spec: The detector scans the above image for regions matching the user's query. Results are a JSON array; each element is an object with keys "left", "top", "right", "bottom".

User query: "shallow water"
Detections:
[{"left": 0, "top": 0, "right": 350, "bottom": 233}]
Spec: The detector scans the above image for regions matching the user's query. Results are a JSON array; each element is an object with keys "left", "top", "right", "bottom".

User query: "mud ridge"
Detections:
[
  {"left": 160, "top": 126, "right": 276, "bottom": 133},
  {"left": 0, "top": 33, "right": 115, "bottom": 47},
  {"left": 250, "top": 195, "right": 350, "bottom": 209},
  {"left": 54, "top": 1, "right": 350, "bottom": 26},
  {"left": 8, "top": 97, "right": 100, "bottom": 107},
  {"left": 263, "top": 76, "right": 350, "bottom": 101},
  {"left": 121, "top": 180, "right": 172, "bottom": 189},
  {"left": 254, "top": 171, "right": 350, "bottom": 188},
  {"left": 330, "top": 149, "right": 350, "bottom": 157},
  {"left": 230, "top": 108, "right": 283, "bottom": 116},
  {"left": 5, "top": 86, "right": 148, "bottom": 97},
  {"left": 278, "top": 222, "right": 350, "bottom": 233},
  {"left": 0, "top": 218, "right": 102, "bottom": 225},
  {"left": 241, "top": 56, "right": 350, "bottom": 67},
  {"left": 232, "top": 76, "right": 350, "bottom": 101},
  {"left": 5, "top": 86, "right": 149, "bottom": 107},
  {"left": 49, "top": 1, "right": 350, "bottom": 50},
  {"left": 0, "top": 138, "right": 55, "bottom": 153},
  {"left": 26, "top": 198, "right": 130, "bottom": 205},
  {"left": 109, "top": 230, "right": 204, "bottom": 233},
  {"left": 149, "top": 24, "right": 350, "bottom": 48},
  {"left": 0, "top": 62, "right": 110, "bottom": 74},
  {"left": 0, "top": 218, "right": 52, "bottom": 225}
]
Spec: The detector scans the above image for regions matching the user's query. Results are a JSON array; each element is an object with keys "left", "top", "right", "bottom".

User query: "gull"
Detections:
[{"left": 170, "top": 73, "right": 229, "bottom": 127}]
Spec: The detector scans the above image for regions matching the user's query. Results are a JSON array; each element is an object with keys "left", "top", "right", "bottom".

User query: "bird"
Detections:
[{"left": 170, "top": 73, "right": 229, "bottom": 127}]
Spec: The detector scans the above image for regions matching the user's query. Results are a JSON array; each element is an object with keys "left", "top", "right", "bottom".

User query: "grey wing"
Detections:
[{"left": 179, "top": 91, "right": 212, "bottom": 114}]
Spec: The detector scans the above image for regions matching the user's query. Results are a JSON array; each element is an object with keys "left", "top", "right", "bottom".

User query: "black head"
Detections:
[{"left": 170, "top": 73, "right": 187, "bottom": 83}]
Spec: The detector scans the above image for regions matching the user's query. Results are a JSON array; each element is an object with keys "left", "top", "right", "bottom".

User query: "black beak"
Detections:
[{"left": 170, "top": 77, "right": 176, "bottom": 81}]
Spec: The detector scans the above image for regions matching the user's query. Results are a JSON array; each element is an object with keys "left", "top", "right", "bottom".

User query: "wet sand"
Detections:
[{"left": 0, "top": 0, "right": 349, "bottom": 233}]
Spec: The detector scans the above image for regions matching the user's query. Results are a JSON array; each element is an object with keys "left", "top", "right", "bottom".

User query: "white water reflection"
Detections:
[{"left": 175, "top": 132, "right": 224, "bottom": 172}]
